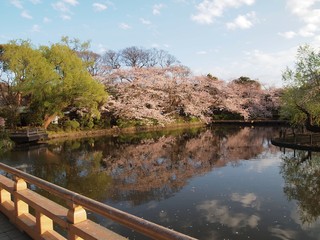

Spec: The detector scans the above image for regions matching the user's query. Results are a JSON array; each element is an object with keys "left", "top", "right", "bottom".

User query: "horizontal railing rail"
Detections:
[{"left": 0, "top": 162, "right": 196, "bottom": 240}]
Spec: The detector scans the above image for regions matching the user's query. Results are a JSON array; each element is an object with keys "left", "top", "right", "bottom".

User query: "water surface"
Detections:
[{"left": 1, "top": 126, "right": 320, "bottom": 239}]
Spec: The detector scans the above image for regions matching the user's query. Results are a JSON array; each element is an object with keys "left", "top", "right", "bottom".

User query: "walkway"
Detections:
[{"left": 0, "top": 212, "right": 31, "bottom": 240}]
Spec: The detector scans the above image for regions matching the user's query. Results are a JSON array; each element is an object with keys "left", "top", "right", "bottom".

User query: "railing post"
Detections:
[
  {"left": 67, "top": 201, "right": 87, "bottom": 240},
  {"left": 14, "top": 177, "right": 29, "bottom": 217},
  {"left": 0, "top": 188, "right": 11, "bottom": 204},
  {"left": 36, "top": 212, "right": 53, "bottom": 235}
]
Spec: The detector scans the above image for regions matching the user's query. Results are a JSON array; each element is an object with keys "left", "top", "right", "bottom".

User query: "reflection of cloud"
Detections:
[
  {"left": 146, "top": 201, "right": 158, "bottom": 209},
  {"left": 231, "top": 193, "right": 257, "bottom": 208},
  {"left": 197, "top": 200, "right": 260, "bottom": 229},
  {"left": 247, "top": 152, "right": 281, "bottom": 173},
  {"left": 269, "top": 226, "right": 297, "bottom": 240}
]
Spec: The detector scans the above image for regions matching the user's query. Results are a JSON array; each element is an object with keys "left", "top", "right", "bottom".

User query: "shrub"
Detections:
[
  {"left": 0, "top": 130, "right": 14, "bottom": 154},
  {"left": 63, "top": 120, "right": 80, "bottom": 131}
]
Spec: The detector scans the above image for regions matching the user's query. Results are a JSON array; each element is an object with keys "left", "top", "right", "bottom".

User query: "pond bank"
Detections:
[
  {"left": 47, "top": 120, "right": 289, "bottom": 141},
  {"left": 47, "top": 122, "right": 206, "bottom": 141},
  {"left": 271, "top": 133, "right": 320, "bottom": 152}
]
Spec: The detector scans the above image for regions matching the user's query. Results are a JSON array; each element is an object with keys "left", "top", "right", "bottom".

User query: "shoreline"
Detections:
[
  {"left": 47, "top": 122, "right": 206, "bottom": 141},
  {"left": 46, "top": 120, "right": 288, "bottom": 141}
]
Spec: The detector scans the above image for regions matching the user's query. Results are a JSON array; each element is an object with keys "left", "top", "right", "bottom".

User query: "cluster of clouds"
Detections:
[
  {"left": 190, "top": 0, "right": 320, "bottom": 86},
  {"left": 192, "top": 0, "right": 320, "bottom": 38},
  {"left": 7, "top": 0, "right": 320, "bottom": 86},
  {"left": 11, "top": 0, "right": 320, "bottom": 37},
  {"left": 9, "top": 0, "right": 110, "bottom": 21},
  {"left": 191, "top": 0, "right": 257, "bottom": 30},
  {"left": 280, "top": 0, "right": 320, "bottom": 39},
  {"left": 9, "top": 0, "right": 167, "bottom": 32}
]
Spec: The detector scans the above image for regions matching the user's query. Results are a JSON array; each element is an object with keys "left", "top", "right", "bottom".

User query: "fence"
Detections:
[{"left": 0, "top": 162, "right": 196, "bottom": 240}]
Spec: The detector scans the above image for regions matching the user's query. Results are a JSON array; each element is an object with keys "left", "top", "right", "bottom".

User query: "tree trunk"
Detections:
[
  {"left": 295, "top": 104, "right": 320, "bottom": 132},
  {"left": 305, "top": 113, "right": 320, "bottom": 132},
  {"left": 43, "top": 114, "right": 57, "bottom": 130}
]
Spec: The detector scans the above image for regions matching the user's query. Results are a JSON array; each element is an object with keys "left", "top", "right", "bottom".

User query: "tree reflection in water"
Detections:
[
  {"left": 4, "top": 126, "right": 297, "bottom": 239},
  {"left": 2, "top": 126, "right": 276, "bottom": 204},
  {"left": 4, "top": 126, "right": 276, "bottom": 206},
  {"left": 281, "top": 150, "right": 320, "bottom": 225}
]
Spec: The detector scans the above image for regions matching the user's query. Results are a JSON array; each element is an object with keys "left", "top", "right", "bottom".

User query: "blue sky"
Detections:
[{"left": 1, "top": 0, "right": 320, "bottom": 87}]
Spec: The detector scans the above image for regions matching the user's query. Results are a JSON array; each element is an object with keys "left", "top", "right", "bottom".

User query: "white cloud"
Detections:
[
  {"left": 43, "top": 17, "right": 52, "bottom": 23},
  {"left": 278, "top": 31, "right": 297, "bottom": 39},
  {"left": 52, "top": 2, "right": 70, "bottom": 13},
  {"left": 196, "top": 50, "right": 207, "bottom": 55},
  {"left": 93, "top": 3, "right": 107, "bottom": 12},
  {"left": 61, "top": 14, "right": 71, "bottom": 20},
  {"left": 29, "top": 0, "right": 41, "bottom": 4},
  {"left": 206, "top": 47, "right": 297, "bottom": 87},
  {"left": 191, "top": 0, "right": 255, "bottom": 24},
  {"left": 21, "top": 10, "right": 33, "bottom": 19},
  {"left": 63, "top": 0, "right": 79, "bottom": 6},
  {"left": 140, "top": 18, "right": 151, "bottom": 25},
  {"left": 236, "top": 48, "right": 297, "bottom": 86},
  {"left": 97, "top": 43, "right": 107, "bottom": 53},
  {"left": 31, "top": 24, "right": 40, "bottom": 32},
  {"left": 52, "top": 1, "right": 78, "bottom": 19},
  {"left": 299, "top": 23, "right": 318, "bottom": 37},
  {"left": 10, "top": 0, "right": 23, "bottom": 9},
  {"left": 153, "top": 3, "right": 165, "bottom": 15},
  {"left": 226, "top": 11, "right": 256, "bottom": 30},
  {"left": 119, "top": 23, "right": 131, "bottom": 30},
  {"left": 286, "top": 0, "right": 320, "bottom": 37}
]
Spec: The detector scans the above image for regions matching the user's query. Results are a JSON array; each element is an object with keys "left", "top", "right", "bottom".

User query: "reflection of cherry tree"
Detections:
[
  {"left": 100, "top": 127, "right": 277, "bottom": 204},
  {"left": 281, "top": 151, "right": 320, "bottom": 224}
]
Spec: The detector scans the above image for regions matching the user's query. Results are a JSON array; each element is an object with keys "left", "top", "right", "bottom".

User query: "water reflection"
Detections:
[
  {"left": 2, "top": 127, "right": 276, "bottom": 204},
  {"left": 281, "top": 151, "right": 320, "bottom": 225},
  {"left": 4, "top": 126, "right": 320, "bottom": 239}
]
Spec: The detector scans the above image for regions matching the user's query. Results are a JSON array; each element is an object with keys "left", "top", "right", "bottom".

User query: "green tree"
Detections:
[
  {"left": 0, "top": 40, "right": 108, "bottom": 129},
  {"left": 0, "top": 40, "right": 53, "bottom": 127},
  {"left": 281, "top": 45, "right": 320, "bottom": 130}
]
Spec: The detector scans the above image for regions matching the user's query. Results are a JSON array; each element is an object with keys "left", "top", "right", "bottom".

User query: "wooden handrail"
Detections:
[{"left": 0, "top": 162, "right": 196, "bottom": 240}]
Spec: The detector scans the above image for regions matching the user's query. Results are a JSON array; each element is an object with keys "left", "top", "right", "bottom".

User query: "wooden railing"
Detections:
[{"left": 0, "top": 162, "right": 196, "bottom": 240}]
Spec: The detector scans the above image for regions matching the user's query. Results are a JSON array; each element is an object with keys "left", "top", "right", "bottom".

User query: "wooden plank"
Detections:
[
  {"left": 15, "top": 189, "right": 68, "bottom": 228},
  {"left": 0, "top": 200, "right": 14, "bottom": 215},
  {"left": 16, "top": 213, "right": 37, "bottom": 239},
  {"left": 42, "top": 230, "right": 66, "bottom": 240},
  {"left": 0, "top": 174, "right": 14, "bottom": 192},
  {"left": 70, "top": 220, "right": 127, "bottom": 240}
]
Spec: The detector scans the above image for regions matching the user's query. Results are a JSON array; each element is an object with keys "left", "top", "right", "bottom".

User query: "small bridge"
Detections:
[
  {"left": 9, "top": 128, "right": 48, "bottom": 144},
  {"left": 0, "top": 162, "right": 196, "bottom": 240}
]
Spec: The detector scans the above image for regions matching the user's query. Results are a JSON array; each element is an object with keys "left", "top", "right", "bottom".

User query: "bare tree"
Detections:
[
  {"left": 156, "top": 49, "right": 179, "bottom": 67},
  {"left": 121, "top": 46, "right": 148, "bottom": 68},
  {"left": 102, "top": 50, "right": 121, "bottom": 70}
]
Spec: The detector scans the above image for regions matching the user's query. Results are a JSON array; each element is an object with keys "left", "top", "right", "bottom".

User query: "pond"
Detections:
[{"left": 1, "top": 126, "right": 320, "bottom": 239}]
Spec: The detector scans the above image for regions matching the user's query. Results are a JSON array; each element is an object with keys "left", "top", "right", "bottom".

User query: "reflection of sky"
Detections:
[
  {"left": 247, "top": 150, "right": 282, "bottom": 173},
  {"left": 156, "top": 149, "right": 314, "bottom": 239},
  {"left": 197, "top": 193, "right": 260, "bottom": 229}
]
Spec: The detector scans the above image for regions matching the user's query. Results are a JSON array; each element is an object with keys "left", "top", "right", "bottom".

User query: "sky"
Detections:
[{"left": 1, "top": 0, "right": 320, "bottom": 87}]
